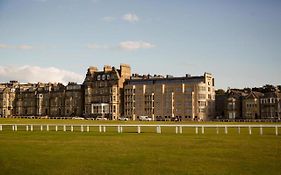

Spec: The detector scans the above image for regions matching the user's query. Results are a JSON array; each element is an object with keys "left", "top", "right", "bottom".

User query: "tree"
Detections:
[
  {"left": 277, "top": 85, "right": 281, "bottom": 92},
  {"left": 215, "top": 89, "right": 225, "bottom": 95},
  {"left": 262, "top": 84, "right": 276, "bottom": 93}
]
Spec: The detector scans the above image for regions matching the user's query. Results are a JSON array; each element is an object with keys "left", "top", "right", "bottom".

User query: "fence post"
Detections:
[
  {"left": 201, "top": 126, "right": 204, "bottom": 134},
  {"left": 260, "top": 126, "right": 263, "bottom": 135},
  {"left": 87, "top": 125, "right": 89, "bottom": 132},
  {"left": 276, "top": 126, "right": 278, "bottom": 136},
  {"left": 71, "top": 125, "right": 73, "bottom": 132},
  {"left": 176, "top": 127, "right": 178, "bottom": 134},
  {"left": 55, "top": 125, "right": 58, "bottom": 132},
  {"left": 15, "top": 125, "right": 17, "bottom": 131},
  {"left": 12, "top": 125, "right": 15, "bottom": 131},
  {"left": 195, "top": 127, "right": 198, "bottom": 134},
  {"left": 249, "top": 126, "right": 252, "bottom": 135},
  {"left": 137, "top": 126, "right": 141, "bottom": 133},
  {"left": 47, "top": 125, "right": 49, "bottom": 131},
  {"left": 0, "top": 125, "right": 2, "bottom": 131},
  {"left": 118, "top": 126, "right": 120, "bottom": 133},
  {"left": 40, "top": 125, "right": 43, "bottom": 131},
  {"left": 225, "top": 126, "right": 228, "bottom": 134},
  {"left": 63, "top": 125, "right": 66, "bottom": 132},
  {"left": 81, "top": 125, "right": 84, "bottom": 132},
  {"left": 31, "top": 125, "right": 33, "bottom": 131},
  {"left": 99, "top": 125, "right": 102, "bottom": 133},
  {"left": 238, "top": 126, "right": 240, "bottom": 134},
  {"left": 118, "top": 126, "right": 122, "bottom": 133},
  {"left": 156, "top": 126, "right": 161, "bottom": 134},
  {"left": 26, "top": 125, "right": 29, "bottom": 131},
  {"left": 103, "top": 126, "right": 106, "bottom": 133},
  {"left": 180, "top": 126, "right": 183, "bottom": 134}
]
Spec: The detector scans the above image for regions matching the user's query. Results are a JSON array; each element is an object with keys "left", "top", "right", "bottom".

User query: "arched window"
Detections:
[{"left": 102, "top": 74, "right": 106, "bottom": 80}]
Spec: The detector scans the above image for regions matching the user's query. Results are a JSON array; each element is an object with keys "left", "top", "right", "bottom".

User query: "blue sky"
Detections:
[{"left": 0, "top": 0, "right": 280, "bottom": 89}]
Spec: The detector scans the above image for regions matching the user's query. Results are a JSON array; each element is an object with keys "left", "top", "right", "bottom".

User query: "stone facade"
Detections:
[
  {"left": 83, "top": 64, "right": 131, "bottom": 120},
  {"left": 224, "top": 89, "right": 247, "bottom": 119},
  {"left": 216, "top": 87, "right": 281, "bottom": 120},
  {"left": 260, "top": 92, "right": 281, "bottom": 119},
  {"left": 242, "top": 91, "right": 263, "bottom": 119},
  {"left": 0, "top": 81, "right": 83, "bottom": 118},
  {"left": 215, "top": 89, "right": 226, "bottom": 119},
  {"left": 124, "top": 73, "right": 215, "bottom": 121},
  {"left": 0, "top": 64, "right": 219, "bottom": 120}
]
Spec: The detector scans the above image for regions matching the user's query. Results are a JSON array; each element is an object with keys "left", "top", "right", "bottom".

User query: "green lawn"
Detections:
[{"left": 0, "top": 118, "right": 280, "bottom": 175}]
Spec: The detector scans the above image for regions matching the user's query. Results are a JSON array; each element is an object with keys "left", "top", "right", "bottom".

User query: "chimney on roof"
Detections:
[
  {"left": 120, "top": 64, "right": 131, "bottom": 78},
  {"left": 88, "top": 66, "right": 98, "bottom": 74},
  {"left": 104, "top": 65, "right": 112, "bottom": 72}
]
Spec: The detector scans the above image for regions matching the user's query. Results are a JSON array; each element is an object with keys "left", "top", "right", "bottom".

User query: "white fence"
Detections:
[{"left": 0, "top": 124, "right": 280, "bottom": 135}]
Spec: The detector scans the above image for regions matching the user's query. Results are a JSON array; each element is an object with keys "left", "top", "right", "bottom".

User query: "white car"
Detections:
[
  {"left": 96, "top": 117, "right": 108, "bottom": 120},
  {"left": 72, "top": 117, "right": 84, "bottom": 120},
  {"left": 139, "top": 116, "right": 152, "bottom": 121},
  {"left": 119, "top": 117, "right": 129, "bottom": 121}
]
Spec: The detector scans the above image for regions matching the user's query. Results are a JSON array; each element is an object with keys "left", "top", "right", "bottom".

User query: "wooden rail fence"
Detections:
[{"left": 0, "top": 124, "right": 280, "bottom": 135}]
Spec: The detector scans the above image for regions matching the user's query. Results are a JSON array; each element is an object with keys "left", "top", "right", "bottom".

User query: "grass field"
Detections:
[{"left": 0, "top": 119, "right": 280, "bottom": 175}]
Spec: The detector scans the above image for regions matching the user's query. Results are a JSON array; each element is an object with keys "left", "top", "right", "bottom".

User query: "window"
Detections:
[
  {"left": 198, "top": 94, "right": 206, "bottom": 100},
  {"left": 198, "top": 101, "right": 206, "bottom": 107},
  {"left": 199, "top": 108, "right": 206, "bottom": 113},
  {"left": 198, "top": 86, "right": 206, "bottom": 92},
  {"left": 107, "top": 74, "right": 110, "bottom": 80},
  {"left": 113, "top": 105, "right": 116, "bottom": 113},
  {"left": 102, "top": 74, "right": 106, "bottom": 80}
]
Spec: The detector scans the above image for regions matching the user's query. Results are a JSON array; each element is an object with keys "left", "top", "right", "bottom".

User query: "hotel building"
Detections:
[{"left": 124, "top": 73, "right": 215, "bottom": 121}]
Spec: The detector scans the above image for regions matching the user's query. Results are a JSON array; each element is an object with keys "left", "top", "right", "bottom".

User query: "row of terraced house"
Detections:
[
  {"left": 0, "top": 64, "right": 280, "bottom": 120},
  {"left": 0, "top": 64, "right": 215, "bottom": 121},
  {"left": 216, "top": 86, "right": 281, "bottom": 120}
]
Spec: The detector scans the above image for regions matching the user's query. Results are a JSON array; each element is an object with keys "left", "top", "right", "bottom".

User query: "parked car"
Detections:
[
  {"left": 139, "top": 116, "right": 152, "bottom": 121},
  {"left": 118, "top": 117, "right": 129, "bottom": 121},
  {"left": 96, "top": 117, "right": 108, "bottom": 120},
  {"left": 72, "top": 117, "right": 84, "bottom": 120},
  {"left": 86, "top": 118, "right": 95, "bottom": 120}
]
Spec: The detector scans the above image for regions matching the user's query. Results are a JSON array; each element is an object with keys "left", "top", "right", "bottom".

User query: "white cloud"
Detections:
[
  {"left": 102, "top": 16, "right": 115, "bottom": 22},
  {"left": 0, "top": 44, "right": 33, "bottom": 50},
  {"left": 119, "top": 41, "right": 155, "bottom": 50},
  {"left": 0, "top": 65, "right": 84, "bottom": 84},
  {"left": 122, "top": 13, "right": 139, "bottom": 23},
  {"left": 87, "top": 44, "right": 110, "bottom": 49},
  {"left": 18, "top": 45, "right": 33, "bottom": 50},
  {"left": 0, "top": 44, "right": 10, "bottom": 49}
]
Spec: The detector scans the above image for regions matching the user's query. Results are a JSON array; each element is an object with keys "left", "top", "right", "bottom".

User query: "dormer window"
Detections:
[
  {"left": 111, "top": 74, "right": 115, "bottom": 79},
  {"left": 102, "top": 74, "right": 106, "bottom": 80},
  {"left": 107, "top": 74, "right": 110, "bottom": 80},
  {"left": 97, "top": 75, "right": 101, "bottom": 80}
]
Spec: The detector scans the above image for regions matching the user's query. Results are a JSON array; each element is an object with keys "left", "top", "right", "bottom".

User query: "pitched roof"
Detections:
[{"left": 244, "top": 91, "right": 264, "bottom": 99}]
